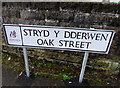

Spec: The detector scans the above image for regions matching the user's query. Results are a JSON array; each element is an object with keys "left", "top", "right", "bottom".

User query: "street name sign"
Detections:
[{"left": 3, "top": 24, "right": 115, "bottom": 54}]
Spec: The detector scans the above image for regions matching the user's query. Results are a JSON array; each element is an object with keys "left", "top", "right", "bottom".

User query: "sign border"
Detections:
[{"left": 3, "top": 24, "right": 115, "bottom": 54}]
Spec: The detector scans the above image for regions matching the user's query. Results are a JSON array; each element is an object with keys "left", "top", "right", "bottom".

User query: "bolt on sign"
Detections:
[{"left": 3, "top": 24, "right": 115, "bottom": 54}]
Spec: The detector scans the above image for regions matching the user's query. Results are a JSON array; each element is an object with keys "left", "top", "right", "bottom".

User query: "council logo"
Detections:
[{"left": 10, "top": 30, "right": 16, "bottom": 38}]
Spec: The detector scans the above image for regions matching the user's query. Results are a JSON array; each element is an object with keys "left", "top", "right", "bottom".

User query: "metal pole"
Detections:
[
  {"left": 23, "top": 47, "right": 30, "bottom": 77},
  {"left": 79, "top": 52, "right": 89, "bottom": 83}
]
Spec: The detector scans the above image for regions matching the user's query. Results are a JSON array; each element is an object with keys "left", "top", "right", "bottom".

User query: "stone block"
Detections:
[
  {"left": 59, "top": 22, "right": 74, "bottom": 27},
  {"left": 45, "top": 20, "right": 59, "bottom": 26},
  {"left": 29, "top": 2, "right": 59, "bottom": 10},
  {"left": 45, "top": 11, "right": 59, "bottom": 20},
  {"left": 2, "top": 8, "right": 20, "bottom": 18},
  {"left": 45, "top": 10, "right": 74, "bottom": 22},
  {"left": 59, "top": 11, "right": 74, "bottom": 22},
  {"left": 20, "top": 10, "right": 45, "bottom": 20}
]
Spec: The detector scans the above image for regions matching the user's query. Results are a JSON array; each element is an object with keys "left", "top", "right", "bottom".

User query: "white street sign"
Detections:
[{"left": 3, "top": 24, "right": 115, "bottom": 54}]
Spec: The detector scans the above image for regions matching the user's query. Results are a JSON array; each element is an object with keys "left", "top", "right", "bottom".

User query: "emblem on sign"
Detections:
[{"left": 10, "top": 30, "right": 16, "bottom": 38}]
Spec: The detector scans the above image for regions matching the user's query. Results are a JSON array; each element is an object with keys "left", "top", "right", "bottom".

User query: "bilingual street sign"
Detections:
[
  {"left": 3, "top": 24, "right": 115, "bottom": 54},
  {"left": 3, "top": 24, "right": 115, "bottom": 83}
]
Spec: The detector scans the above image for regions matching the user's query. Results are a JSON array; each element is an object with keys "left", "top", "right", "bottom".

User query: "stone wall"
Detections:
[
  {"left": 2, "top": 2, "right": 120, "bottom": 74},
  {"left": 2, "top": 2, "right": 120, "bottom": 27}
]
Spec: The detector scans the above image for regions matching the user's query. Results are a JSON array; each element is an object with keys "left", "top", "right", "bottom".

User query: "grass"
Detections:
[
  {"left": 2, "top": 52, "right": 120, "bottom": 86},
  {"left": 2, "top": 52, "right": 77, "bottom": 80}
]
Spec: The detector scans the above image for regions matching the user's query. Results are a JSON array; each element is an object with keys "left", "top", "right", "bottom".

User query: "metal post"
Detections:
[
  {"left": 23, "top": 47, "right": 30, "bottom": 77},
  {"left": 79, "top": 52, "right": 89, "bottom": 83}
]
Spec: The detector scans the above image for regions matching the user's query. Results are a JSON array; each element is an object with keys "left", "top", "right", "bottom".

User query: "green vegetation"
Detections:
[
  {"left": 2, "top": 52, "right": 120, "bottom": 85},
  {"left": 2, "top": 52, "right": 78, "bottom": 80}
]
